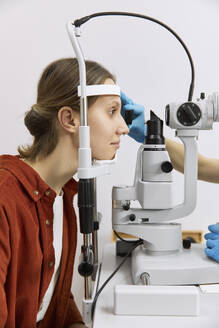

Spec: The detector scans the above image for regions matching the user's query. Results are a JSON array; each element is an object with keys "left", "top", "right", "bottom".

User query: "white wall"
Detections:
[{"left": 1, "top": 0, "right": 219, "bottom": 311}]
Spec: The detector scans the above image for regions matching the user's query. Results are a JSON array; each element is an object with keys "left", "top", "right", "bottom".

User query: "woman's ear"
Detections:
[{"left": 57, "top": 106, "right": 80, "bottom": 133}]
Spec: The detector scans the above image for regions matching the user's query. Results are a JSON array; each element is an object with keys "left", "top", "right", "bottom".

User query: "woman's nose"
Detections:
[{"left": 117, "top": 117, "right": 129, "bottom": 135}]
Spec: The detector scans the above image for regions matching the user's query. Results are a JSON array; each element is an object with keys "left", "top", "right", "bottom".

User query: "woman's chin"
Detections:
[{"left": 92, "top": 152, "right": 116, "bottom": 161}]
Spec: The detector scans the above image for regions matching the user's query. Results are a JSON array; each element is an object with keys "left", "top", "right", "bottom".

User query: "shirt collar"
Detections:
[{"left": 0, "top": 154, "right": 78, "bottom": 202}]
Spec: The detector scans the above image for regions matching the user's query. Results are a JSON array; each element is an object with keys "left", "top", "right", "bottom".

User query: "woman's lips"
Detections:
[{"left": 111, "top": 142, "right": 120, "bottom": 149}]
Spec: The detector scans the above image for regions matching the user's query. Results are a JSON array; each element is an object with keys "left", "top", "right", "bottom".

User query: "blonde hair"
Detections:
[{"left": 17, "top": 58, "right": 116, "bottom": 162}]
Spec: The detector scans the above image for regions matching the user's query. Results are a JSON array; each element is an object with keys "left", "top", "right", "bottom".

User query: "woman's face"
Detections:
[{"left": 88, "top": 78, "right": 129, "bottom": 160}]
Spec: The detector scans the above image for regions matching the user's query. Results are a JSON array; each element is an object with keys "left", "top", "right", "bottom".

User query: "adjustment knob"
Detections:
[
  {"left": 177, "top": 102, "right": 201, "bottom": 126},
  {"left": 200, "top": 92, "right": 205, "bottom": 100},
  {"left": 129, "top": 214, "right": 136, "bottom": 222},
  {"left": 78, "top": 262, "right": 94, "bottom": 277},
  {"left": 161, "top": 161, "right": 173, "bottom": 173},
  {"left": 183, "top": 237, "right": 196, "bottom": 249}
]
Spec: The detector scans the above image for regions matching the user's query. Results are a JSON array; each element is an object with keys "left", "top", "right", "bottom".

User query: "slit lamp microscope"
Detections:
[{"left": 66, "top": 12, "right": 219, "bottom": 326}]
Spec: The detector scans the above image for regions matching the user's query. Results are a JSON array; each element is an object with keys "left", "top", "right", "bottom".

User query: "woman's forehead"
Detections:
[{"left": 98, "top": 95, "right": 121, "bottom": 107}]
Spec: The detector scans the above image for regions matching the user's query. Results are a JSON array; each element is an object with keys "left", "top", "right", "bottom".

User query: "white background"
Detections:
[{"left": 1, "top": 0, "right": 219, "bottom": 311}]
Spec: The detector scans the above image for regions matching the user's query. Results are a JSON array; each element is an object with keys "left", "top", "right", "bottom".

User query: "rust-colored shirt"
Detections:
[{"left": 0, "top": 154, "right": 82, "bottom": 328}]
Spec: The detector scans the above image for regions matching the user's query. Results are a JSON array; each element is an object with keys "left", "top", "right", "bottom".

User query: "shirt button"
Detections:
[
  {"left": 49, "top": 261, "right": 54, "bottom": 268},
  {"left": 33, "top": 190, "right": 39, "bottom": 195},
  {"left": 45, "top": 190, "right": 51, "bottom": 196},
  {"left": 45, "top": 219, "right": 51, "bottom": 226}
]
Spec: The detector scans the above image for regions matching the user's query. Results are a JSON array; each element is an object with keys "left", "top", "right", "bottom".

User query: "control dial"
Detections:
[
  {"left": 177, "top": 102, "right": 201, "bottom": 126},
  {"left": 161, "top": 161, "right": 173, "bottom": 173}
]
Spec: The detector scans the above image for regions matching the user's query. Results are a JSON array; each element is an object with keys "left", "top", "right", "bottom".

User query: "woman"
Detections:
[{"left": 0, "top": 58, "right": 129, "bottom": 327}]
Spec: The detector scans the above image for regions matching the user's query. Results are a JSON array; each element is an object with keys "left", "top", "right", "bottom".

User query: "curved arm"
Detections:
[
  {"left": 144, "top": 132, "right": 198, "bottom": 221},
  {"left": 73, "top": 11, "right": 195, "bottom": 101},
  {"left": 66, "top": 22, "right": 87, "bottom": 126},
  {"left": 66, "top": 22, "right": 92, "bottom": 172},
  {"left": 141, "top": 132, "right": 198, "bottom": 221}
]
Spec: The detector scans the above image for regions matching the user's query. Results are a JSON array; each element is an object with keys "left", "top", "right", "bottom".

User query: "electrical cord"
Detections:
[
  {"left": 113, "top": 229, "right": 140, "bottom": 244},
  {"left": 73, "top": 11, "right": 195, "bottom": 101},
  {"left": 91, "top": 238, "right": 143, "bottom": 320}
]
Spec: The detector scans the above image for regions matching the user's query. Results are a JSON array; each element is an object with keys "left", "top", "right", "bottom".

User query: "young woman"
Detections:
[{"left": 0, "top": 58, "right": 129, "bottom": 327}]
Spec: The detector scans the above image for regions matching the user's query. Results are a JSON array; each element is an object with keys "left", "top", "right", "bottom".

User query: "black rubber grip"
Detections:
[{"left": 78, "top": 179, "right": 95, "bottom": 234}]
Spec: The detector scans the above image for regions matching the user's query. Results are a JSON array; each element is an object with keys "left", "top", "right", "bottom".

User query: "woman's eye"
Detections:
[{"left": 109, "top": 109, "right": 117, "bottom": 115}]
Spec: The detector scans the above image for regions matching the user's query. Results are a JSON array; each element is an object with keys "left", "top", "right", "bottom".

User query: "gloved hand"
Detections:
[
  {"left": 120, "top": 91, "right": 146, "bottom": 143},
  {"left": 204, "top": 224, "right": 219, "bottom": 262}
]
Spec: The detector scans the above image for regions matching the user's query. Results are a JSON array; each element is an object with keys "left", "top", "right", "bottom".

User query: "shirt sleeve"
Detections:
[
  {"left": 0, "top": 205, "right": 11, "bottom": 327},
  {"left": 63, "top": 293, "right": 84, "bottom": 327}
]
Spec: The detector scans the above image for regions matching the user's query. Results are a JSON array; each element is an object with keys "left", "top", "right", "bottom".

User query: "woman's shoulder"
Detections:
[
  {"left": 0, "top": 154, "right": 27, "bottom": 202},
  {"left": 0, "top": 168, "right": 21, "bottom": 202}
]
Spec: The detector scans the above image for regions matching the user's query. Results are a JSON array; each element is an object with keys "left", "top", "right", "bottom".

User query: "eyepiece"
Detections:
[{"left": 145, "top": 110, "right": 164, "bottom": 145}]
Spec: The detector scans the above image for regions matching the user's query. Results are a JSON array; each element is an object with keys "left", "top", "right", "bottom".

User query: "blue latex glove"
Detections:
[
  {"left": 120, "top": 91, "right": 147, "bottom": 143},
  {"left": 204, "top": 224, "right": 219, "bottom": 262}
]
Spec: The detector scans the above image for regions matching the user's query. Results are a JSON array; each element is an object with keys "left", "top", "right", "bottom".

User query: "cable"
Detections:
[
  {"left": 73, "top": 11, "right": 195, "bottom": 101},
  {"left": 113, "top": 229, "right": 140, "bottom": 244},
  {"left": 91, "top": 239, "right": 143, "bottom": 320}
]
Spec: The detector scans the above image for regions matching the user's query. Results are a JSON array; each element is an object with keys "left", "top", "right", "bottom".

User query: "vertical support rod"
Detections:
[{"left": 92, "top": 178, "right": 99, "bottom": 269}]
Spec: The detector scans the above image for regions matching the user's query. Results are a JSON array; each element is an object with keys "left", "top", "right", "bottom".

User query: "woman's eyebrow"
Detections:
[{"left": 106, "top": 100, "right": 121, "bottom": 107}]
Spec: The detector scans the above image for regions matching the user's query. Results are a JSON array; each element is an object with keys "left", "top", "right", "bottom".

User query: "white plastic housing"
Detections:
[
  {"left": 142, "top": 148, "right": 173, "bottom": 182},
  {"left": 137, "top": 180, "right": 173, "bottom": 209},
  {"left": 114, "top": 285, "right": 200, "bottom": 316},
  {"left": 167, "top": 92, "right": 219, "bottom": 130},
  {"left": 113, "top": 223, "right": 182, "bottom": 253},
  {"left": 131, "top": 243, "right": 219, "bottom": 285}
]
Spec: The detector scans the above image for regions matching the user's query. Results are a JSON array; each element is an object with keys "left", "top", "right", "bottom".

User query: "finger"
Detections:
[
  {"left": 208, "top": 224, "right": 219, "bottom": 233},
  {"left": 204, "top": 232, "right": 219, "bottom": 240},
  {"left": 124, "top": 104, "right": 134, "bottom": 111},
  {"left": 205, "top": 248, "right": 214, "bottom": 257},
  {"left": 120, "top": 91, "right": 134, "bottom": 105},
  {"left": 205, "top": 247, "right": 219, "bottom": 262},
  {"left": 206, "top": 239, "right": 217, "bottom": 248}
]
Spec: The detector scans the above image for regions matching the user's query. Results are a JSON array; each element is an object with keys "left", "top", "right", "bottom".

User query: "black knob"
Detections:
[
  {"left": 177, "top": 102, "right": 201, "bottom": 127},
  {"left": 129, "top": 214, "right": 136, "bottom": 222},
  {"left": 200, "top": 92, "right": 205, "bottom": 100},
  {"left": 78, "top": 262, "right": 94, "bottom": 277},
  {"left": 183, "top": 237, "right": 196, "bottom": 249},
  {"left": 123, "top": 204, "right": 130, "bottom": 211},
  {"left": 161, "top": 161, "right": 173, "bottom": 173}
]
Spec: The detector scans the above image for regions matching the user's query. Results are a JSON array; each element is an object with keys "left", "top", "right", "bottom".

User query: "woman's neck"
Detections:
[{"left": 21, "top": 139, "right": 78, "bottom": 196}]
